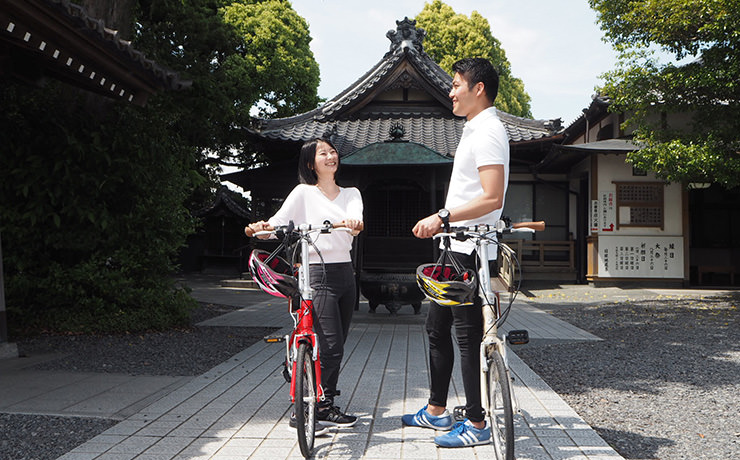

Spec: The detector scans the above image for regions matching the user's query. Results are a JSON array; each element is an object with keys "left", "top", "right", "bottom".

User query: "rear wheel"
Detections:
[
  {"left": 294, "top": 342, "right": 317, "bottom": 458},
  {"left": 487, "top": 350, "right": 514, "bottom": 460}
]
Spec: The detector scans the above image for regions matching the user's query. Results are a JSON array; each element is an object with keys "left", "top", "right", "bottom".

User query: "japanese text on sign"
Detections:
[
  {"left": 600, "top": 191, "right": 615, "bottom": 232},
  {"left": 598, "top": 236, "right": 683, "bottom": 278}
]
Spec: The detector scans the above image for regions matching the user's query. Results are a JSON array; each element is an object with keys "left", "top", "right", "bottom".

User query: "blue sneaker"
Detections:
[
  {"left": 401, "top": 405, "right": 454, "bottom": 430},
  {"left": 434, "top": 420, "right": 491, "bottom": 447}
]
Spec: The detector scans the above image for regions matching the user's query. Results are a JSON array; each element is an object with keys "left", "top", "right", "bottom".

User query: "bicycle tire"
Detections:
[
  {"left": 487, "top": 350, "right": 514, "bottom": 460},
  {"left": 294, "top": 342, "right": 317, "bottom": 458}
]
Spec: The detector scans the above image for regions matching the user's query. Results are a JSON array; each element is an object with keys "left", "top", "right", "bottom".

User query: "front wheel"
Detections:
[
  {"left": 487, "top": 350, "right": 514, "bottom": 460},
  {"left": 294, "top": 342, "right": 317, "bottom": 458}
]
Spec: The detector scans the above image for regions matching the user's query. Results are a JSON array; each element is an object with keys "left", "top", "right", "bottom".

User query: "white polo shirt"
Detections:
[{"left": 444, "top": 107, "right": 510, "bottom": 257}]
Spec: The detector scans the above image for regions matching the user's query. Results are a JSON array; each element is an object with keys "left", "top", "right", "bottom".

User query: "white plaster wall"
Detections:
[{"left": 596, "top": 154, "right": 683, "bottom": 236}]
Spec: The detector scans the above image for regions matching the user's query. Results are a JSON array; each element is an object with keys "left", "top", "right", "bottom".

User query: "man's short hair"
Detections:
[{"left": 451, "top": 58, "right": 499, "bottom": 104}]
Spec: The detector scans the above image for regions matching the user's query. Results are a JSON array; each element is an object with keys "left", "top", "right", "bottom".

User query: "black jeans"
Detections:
[
  {"left": 426, "top": 251, "right": 496, "bottom": 423},
  {"left": 309, "top": 262, "right": 355, "bottom": 408}
]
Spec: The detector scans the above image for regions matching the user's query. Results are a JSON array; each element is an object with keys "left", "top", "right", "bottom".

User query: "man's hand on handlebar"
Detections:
[{"left": 412, "top": 213, "right": 443, "bottom": 239}]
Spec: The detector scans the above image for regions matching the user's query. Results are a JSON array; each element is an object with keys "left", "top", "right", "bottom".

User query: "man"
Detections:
[{"left": 403, "top": 57, "right": 510, "bottom": 448}]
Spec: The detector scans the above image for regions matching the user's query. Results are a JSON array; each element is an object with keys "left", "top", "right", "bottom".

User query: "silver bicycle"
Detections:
[{"left": 433, "top": 219, "right": 544, "bottom": 460}]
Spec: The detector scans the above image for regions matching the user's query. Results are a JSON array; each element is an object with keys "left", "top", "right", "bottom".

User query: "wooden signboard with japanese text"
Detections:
[{"left": 597, "top": 236, "right": 683, "bottom": 278}]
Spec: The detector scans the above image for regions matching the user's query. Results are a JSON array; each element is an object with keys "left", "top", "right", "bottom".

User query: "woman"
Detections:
[{"left": 247, "top": 137, "right": 363, "bottom": 428}]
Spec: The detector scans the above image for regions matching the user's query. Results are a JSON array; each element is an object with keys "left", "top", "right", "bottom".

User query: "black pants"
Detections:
[
  {"left": 309, "top": 262, "right": 355, "bottom": 408},
  {"left": 426, "top": 251, "right": 496, "bottom": 423}
]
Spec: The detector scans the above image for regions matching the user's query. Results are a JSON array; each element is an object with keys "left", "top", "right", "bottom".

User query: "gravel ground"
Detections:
[
  {"left": 2, "top": 291, "right": 738, "bottom": 460},
  {"left": 516, "top": 291, "right": 740, "bottom": 460},
  {"left": 1, "top": 302, "right": 277, "bottom": 460}
]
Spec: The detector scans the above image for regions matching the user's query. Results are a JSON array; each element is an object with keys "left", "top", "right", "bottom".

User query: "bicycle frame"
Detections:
[
  {"left": 433, "top": 221, "right": 541, "bottom": 416},
  {"left": 249, "top": 220, "right": 357, "bottom": 458},
  {"left": 288, "top": 223, "right": 325, "bottom": 405},
  {"left": 252, "top": 222, "right": 354, "bottom": 405},
  {"left": 473, "top": 232, "right": 518, "bottom": 414}
]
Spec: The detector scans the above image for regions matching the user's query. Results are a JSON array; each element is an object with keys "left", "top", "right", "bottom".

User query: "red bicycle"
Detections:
[{"left": 245, "top": 220, "right": 352, "bottom": 458}]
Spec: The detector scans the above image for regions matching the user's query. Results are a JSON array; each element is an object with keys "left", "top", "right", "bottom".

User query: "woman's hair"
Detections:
[{"left": 297, "top": 137, "right": 340, "bottom": 185}]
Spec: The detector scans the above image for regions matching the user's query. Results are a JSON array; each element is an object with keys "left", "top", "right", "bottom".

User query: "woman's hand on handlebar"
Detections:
[
  {"left": 245, "top": 221, "right": 271, "bottom": 239},
  {"left": 342, "top": 219, "right": 364, "bottom": 236}
]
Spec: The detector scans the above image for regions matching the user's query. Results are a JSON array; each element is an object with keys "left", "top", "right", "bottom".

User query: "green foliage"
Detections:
[
  {"left": 1, "top": 83, "right": 198, "bottom": 335},
  {"left": 135, "top": 0, "right": 321, "bottom": 163},
  {"left": 415, "top": 0, "right": 532, "bottom": 118},
  {"left": 590, "top": 0, "right": 740, "bottom": 188},
  {"left": 1, "top": 0, "right": 322, "bottom": 334},
  {"left": 221, "top": 0, "right": 320, "bottom": 117}
]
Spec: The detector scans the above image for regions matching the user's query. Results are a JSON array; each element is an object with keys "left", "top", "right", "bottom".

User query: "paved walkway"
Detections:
[{"left": 1, "top": 277, "right": 627, "bottom": 460}]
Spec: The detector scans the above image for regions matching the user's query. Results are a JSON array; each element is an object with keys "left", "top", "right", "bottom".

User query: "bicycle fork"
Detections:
[{"left": 288, "top": 301, "right": 326, "bottom": 404}]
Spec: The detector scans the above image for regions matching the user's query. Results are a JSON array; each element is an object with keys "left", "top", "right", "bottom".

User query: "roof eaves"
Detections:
[
  {"left": 1, "top": 0, "right": 190, "bottom": 105},
  {"left": 50, "top": 0, "right": 191, "bottom": 92},
  {"left": 318, "top": 51, "right": 403, "bottom": 119}
]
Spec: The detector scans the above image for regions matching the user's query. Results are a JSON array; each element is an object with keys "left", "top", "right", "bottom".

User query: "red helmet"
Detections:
[{"left": 248, "top": 249, "right": 299, "bottom": 299}]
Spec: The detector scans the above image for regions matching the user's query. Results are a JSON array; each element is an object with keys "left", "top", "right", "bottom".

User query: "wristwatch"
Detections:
[{"left": 437, "top": 208, "right": 450, "bottom": 225}]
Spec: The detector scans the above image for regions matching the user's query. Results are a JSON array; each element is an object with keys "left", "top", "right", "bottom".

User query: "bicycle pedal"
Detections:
[
  {"left": 452, "top": 406, "right": 467, "bottom": 421},
  {"left": 282, "top": 364, "right": 291, "bottom": 383},
  {"left": 263, "top": 335, "right": 286, "bottom": 343},
  {"left": 507, "top": 329, "right": 529, "bottom": 345}
]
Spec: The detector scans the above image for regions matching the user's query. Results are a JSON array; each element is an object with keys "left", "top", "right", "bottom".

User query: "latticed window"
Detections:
[
  {"left": 365, "top": 188, "right": 429, "bottom": 237},
  {"left": 613, "top": 182, "right": 665, "bottom": 229}
]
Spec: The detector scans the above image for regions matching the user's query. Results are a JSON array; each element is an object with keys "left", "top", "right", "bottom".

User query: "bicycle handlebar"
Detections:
[
  {"left": 432, "top": 220, "right": 545, "bottom": 239},
  {"left": 511, "top": 221, "right": 546, "bottom": 232},
  {"left": 244, "top": 221, "right": 362, "bottom": 238}
]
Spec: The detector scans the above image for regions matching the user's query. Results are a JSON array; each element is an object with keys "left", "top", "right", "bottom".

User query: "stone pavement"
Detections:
[{"left": 0, "top": 277, "right": 638, "bottom": 460}]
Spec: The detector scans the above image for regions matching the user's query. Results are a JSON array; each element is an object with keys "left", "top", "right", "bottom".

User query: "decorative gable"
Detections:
[{"left": 247, "top": 17, "right": 561, "bottom": 160}]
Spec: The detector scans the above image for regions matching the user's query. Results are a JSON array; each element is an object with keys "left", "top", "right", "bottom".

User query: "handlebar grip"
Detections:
[
  {"left": 513, "top": 221, "right": 545, "bottom": 232},
  {"left": 244, "top": 225, "right": 273, "bottom": 238},
  {"left": 338, "top": 220, "right": 364, "bottom": 232},
  {"left": 244, "top": 221, "right": 363, "bottom": 237}
]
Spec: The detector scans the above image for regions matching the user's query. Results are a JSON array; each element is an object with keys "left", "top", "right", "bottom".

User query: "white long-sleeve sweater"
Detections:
[{"left": 268, "top": 184, "right": 363, "bottom": 264}]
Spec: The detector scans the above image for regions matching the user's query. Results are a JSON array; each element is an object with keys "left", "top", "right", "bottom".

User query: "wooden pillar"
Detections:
[
  {"left": 0, "top": 231, "right": 17, "bottom": 359},
  {"left": 587, "top": 154, "right": 599, "bottom": 282},
  {"left": 0, "top": 231, "right": 7, "bottom": 343}
]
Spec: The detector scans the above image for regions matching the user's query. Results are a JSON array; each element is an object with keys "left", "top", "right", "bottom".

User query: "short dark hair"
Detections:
[
  {"left": 451, "top": 58, "right": 499, "bottom": 104},
  {"left": 297, "top": 137, "right": 340, "bottom": 185}
]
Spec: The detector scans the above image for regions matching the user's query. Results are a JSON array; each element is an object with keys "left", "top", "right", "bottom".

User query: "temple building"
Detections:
[{"left": 223, "top": 18, "right": 568, "bottom": 313}]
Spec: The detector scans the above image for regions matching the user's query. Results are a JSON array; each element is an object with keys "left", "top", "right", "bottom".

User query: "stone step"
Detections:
[{"left": 220, "top": 278, "right": 258, "bottom": 289}]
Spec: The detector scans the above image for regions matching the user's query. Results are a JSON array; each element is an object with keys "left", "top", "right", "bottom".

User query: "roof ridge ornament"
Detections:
[
  {"left": 388, "top": 122, "right": 407, "bottom": 142},
  {"left": 386, "top": 17, "right": 425, "bottom": 54}
]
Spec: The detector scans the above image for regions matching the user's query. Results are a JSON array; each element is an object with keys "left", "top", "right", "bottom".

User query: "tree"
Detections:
[
  {"left": 0, "top": 0, "right": 321, "bottom": 334},
  {"left": 135, "top": 0, "right": 321, "bottom": 167},
  {"left": 415, "top": 0, "right": 532, "bottom": 118},
  {"left": 591, "top": 0, "right": 740, "bottom": 189}
]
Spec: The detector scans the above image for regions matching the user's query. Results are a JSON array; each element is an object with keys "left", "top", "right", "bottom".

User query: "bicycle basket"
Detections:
[
  {"left": 416, "top": 251, "right": 476, "bottom": 306},
  {"left": 248, "top": 249, "right": 299, "bottom": 299}
]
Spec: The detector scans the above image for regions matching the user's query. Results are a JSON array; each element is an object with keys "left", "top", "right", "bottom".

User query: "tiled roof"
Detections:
[
  {"left": 259, "top": 110, "right": 556, "bottom": 157},
  {"left": 1, "top": 0, "right": 190, "bottom": 105},
  {"left": 261, "top": 112, "right": 462, "bottom": 156},
  {"left": 47, "top": 0, "right": 189, "bottom": 91},
  {"left": 194, "top": 187, "right": 250, "bottom": 219},
  {"left": 250, "top": 18, "right": 561, "bottom": 155}
]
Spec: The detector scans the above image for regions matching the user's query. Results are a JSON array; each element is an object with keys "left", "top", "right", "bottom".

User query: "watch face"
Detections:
[{"left": 438, "top": 209, "right": 450, "bottom": 219}]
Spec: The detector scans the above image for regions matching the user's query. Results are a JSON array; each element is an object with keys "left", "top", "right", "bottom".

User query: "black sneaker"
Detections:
[
  {"left": 317, "top": 405, "right": 357, "bottom": 427},
  {"left": 289, "top": 413, "right": 329, "bottom": 436}
]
